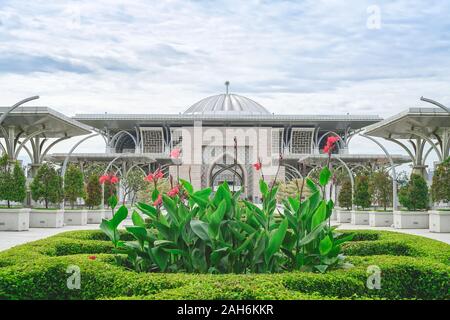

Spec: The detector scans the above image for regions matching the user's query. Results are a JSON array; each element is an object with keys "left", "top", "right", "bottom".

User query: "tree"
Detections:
[
  {"left": 84, "top": 173, "right": 102, "bottom": 209},
  {"left": 64, "top": 164, "right": 85, "bottom": 209},
  {"left": 353, "top": 174, "right": 371, "bottom": 210},
  {"left": 122, "top": 168, "right": 146, "bottom": 205},
  {"left": 369, "top": 169, "right": 392, "bottom": 211},
  {"left": 0, "top": 155, "right": 27, "bottom": 208},
  {"left": 338, "top": 179, "right": 352, "bottom": 210},
  {"left": 30, "top": 163, "right": 63, "bottom": 209},
  {"left": 399, "top": 174, "right": 429, "bottom": 211},
  {"left": 9, "top": 162, "right": 27, "bottom": 207},
  {"left": 431, "top": 157, "right": 450, "bottom": 204}
]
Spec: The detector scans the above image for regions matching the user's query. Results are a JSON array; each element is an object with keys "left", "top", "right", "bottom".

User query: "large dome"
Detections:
[{"left": 184, "top": 93, "right": 271, "bottom": 115}]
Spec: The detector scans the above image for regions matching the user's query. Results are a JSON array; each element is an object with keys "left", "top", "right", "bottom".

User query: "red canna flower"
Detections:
[
  {"left": 99, "top": 175, "right": 110, "bottom": 184},
  {"left": 167, "top": 185, "right": 180, "bottom": 197},
  {"left": 154, "top": 169, "right": 164, "bottom": 180},
  {"left": 144, "top": 173, "right": 154, "bottom": 182},
  {"left": 153, "top": 194, "right": 162, "bottom": 206},
  {"left": 110, "top": 175, "right": 119, "bottom": 184},
  {"left": 170, "top": 148, "right": 181, "bottom": 159},
  {"left": 324, "top": 136, "right": 340, "bottom": 155},
  {"left": 88, "top": 255, "right": 97, "bottom": 260},
  {"left": 253, "top": 161, "right": 262, "bottom": 171}
]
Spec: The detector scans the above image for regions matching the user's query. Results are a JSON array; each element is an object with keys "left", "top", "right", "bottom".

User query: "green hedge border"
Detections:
[{"left": 0, "top": 229, "right": 448, "bottom": 300}]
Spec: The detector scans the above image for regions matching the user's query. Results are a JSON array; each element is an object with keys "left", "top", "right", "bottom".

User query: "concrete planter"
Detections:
[
  {"left": 369, "top": 211, "right": 393, "bottom": 227},
  {"left": 428, "top": 210, "right": 450, "bottom": 233},
  {"left": 336, "top": 209, "right": 352, "bottom": 223},
  {"left": 393, "top": 211, "right": 429, "bottom": 229},
  {"left": 87, "top": 210, "right": 106, "bottom": 224},
  {"left": 351, "top": 210, "right": 370, "bottom": 225},
  {"left": 30, "top": 209, "right": 64, "bottom": 228},
  {"left": 64, "top": 210, "right": 88, "bottom": 226},
  {"left": 0, "top": 208, "right": 30, "bottom": 231}
]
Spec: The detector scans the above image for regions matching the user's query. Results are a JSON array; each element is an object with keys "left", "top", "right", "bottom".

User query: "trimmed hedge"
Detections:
[{"left": 0, "top": 229, "right": 448, "bottom": 300}]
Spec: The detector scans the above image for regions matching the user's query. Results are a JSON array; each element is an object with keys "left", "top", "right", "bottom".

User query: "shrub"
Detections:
[
  {"left": 64, "top": 164, "right": 85, "bottom": 209},
  {"left": 30, "top": 163, "right": 63, "bottom": 208},
  {"left": 431, "top": 157, "right": 450, "bottom": 204},
  {"left": 399, "top": 174, "right": 429, "bottom": 211},
  {"left": 338, "top": 179, "right": 352, "bottom": 210},
  {"left": 0, "top": 229, "right": 448, "bottom": 300},
  {"left": 354, "top": 174, "right": 371, "bottom": 210}
]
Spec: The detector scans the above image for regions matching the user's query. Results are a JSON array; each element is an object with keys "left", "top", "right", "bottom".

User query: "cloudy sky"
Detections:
[{"left": 1, "top": 0, "right": 449, "bottom": 167}]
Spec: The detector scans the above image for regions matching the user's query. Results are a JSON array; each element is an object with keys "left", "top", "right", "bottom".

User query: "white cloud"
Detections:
[{"left": 1, "top": 0, "right": 449, "bottom": 170}]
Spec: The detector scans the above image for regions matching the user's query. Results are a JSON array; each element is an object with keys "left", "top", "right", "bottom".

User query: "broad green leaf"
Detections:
[
  {"left": 319, "top": 167, "right": 331, "bottom": 186},
  {"left": 298, "top": 221, "right": 327, "bottom": 246},
  {"left": 234, "top": 233, "right": 255, "bottom": 255},
  {"left": 111, "top": 205, "right": 128, "bottom": 229},
  {"left": 190, "top": 220, "right": 210, "bottom": 241},
  {"left": 126, "top": 226, "right": 147, "bottom": 246},
  {"left": 136, "top": 202, "right": 157, "bottom": 219},
  {"left": 319, "top": 235, "right": 333, "bottom": 255},
  {"left": 209, "top": 200, "right": 227, "bottom": 238},
  {"left": 259, "top": 179, "right": 269, "bottom": 197},
  {"left": 100, "top": 219, "right": 119, "bottom": 245},
  {"left": 131, "top": 210, "right": 145, "bottom": 227},
  {"left": 108, "top": 195, "right": 118, "bottom": 210},
  {"left": 179, "top": 179, "right": 194, "bottom": 194},
  {"left": 306, "top": 178, "right": 318, "bottom": 193},
  {"left": 315, "top": 264, "right": 328, "bottom": 273},
  {"left": 151, "top": 188, "right": 159, "bottom": 201},
  {"left": 311, "top": 201, "right": 327, "bottom": 230},
  {"left": 150, "top": 247, "right": 169, "bottom": 271},
  {"left": 264, "top": 218, "right": 288, "bottom": 264},
  {"left": 162, "top": 195, "right": 179, "bottom": 226},
  {"left": 194, "top": 188, "right": 212, "bottom": 200}
]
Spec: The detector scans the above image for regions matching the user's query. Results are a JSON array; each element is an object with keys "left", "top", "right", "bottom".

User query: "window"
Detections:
[
  {"left": 271, "top": 129, "right": 283, "bottom": 154},
  {"left": 141, "top": 128, "right": 163, "bottom": 153},
  {"left": 290, "top": 129, "right": 312, "bottom": 154}
]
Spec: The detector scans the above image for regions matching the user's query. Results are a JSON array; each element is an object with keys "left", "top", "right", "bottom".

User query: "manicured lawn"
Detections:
[{"left": 0, "top": 230, "right": 448, "bottom": 300}]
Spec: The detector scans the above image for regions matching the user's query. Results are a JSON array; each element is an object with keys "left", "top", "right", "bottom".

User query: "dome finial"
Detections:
[{"left": 225, "top": 81, "right": 230, "bottom": 94}]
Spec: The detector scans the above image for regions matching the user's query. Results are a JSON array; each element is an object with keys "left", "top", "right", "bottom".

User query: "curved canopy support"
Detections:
[
  {"left": 40, "top": 136, "right": 71, "bottom": 163},
  {"left": 406, "top": 130, "right": 443, "bottom": 162},
  {"left": 14, "top": 129, "right": 48, "bottom": 159},
  {"left": 360, "top": 134, "right": 398, "bottom": 211}
]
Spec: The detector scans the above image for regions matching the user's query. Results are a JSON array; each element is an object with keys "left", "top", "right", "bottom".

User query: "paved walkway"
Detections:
[{"left": 0, "top": 220, "right": 449, "bottom": 252}]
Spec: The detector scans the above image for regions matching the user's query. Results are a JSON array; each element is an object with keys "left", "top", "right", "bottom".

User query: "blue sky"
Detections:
[{"left": 0, "top": 0, "right": 449, "bottom": 167}]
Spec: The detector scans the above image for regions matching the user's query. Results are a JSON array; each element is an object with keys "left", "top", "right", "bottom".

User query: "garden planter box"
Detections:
[
  {"left": 64, "top": 210, "right": 88, "bottom": 226},
  {"left": 87, "top": 210, "right": 106, "bottom": 224},
  {"left": 393, "top": 211, "right": 429, "bottom": 229},
  {"left": 369, "top": 211, "right": 393, "bottom": 227},
  {"left": 351, "top": 211, "right": 369, "bottom": 225},
  {"left": 428, "top": 210, "right": 450, "bottom": 233},
  {"left": 30, "top": 209, "right": 64, "bottom": 228},
  {"left": 336, "top": 209, "right": 352, "bottom": 223},
  {"left": 0, "top": 208, "right": 30, "bottom": 231}
]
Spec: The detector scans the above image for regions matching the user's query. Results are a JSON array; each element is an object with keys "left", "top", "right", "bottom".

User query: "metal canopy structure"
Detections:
[
  {"left": 73, "top": 113, "right": 381, "bottom": 131},
  {"left": 0, "top": 106, "right": 92, "bottom": 174},
  {"left": 363, "top": 107, "right": 450, "bottom": 177},
  {"left": 298, "top": 153, "right": 411, "bottom": 167}
]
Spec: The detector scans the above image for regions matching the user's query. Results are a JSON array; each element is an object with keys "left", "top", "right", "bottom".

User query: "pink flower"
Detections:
[
  {"left": 99, "top": 175, "right": 110, "bottom": 184},
  {"left": 88, "top": 255, "right": 97, "bottom": 260},
  {"left": 170, "top": 148, "right": 181, "bottom": 159},
  {"left": 253, "top": 161, "right": 262, "bottom": 171},
  {"left": 323, "top": 136, "right": 340, "bottom": 155},
  {"left": 144, "top": 173, "right": 154, "bottom": 182},
  {"left": 167, "top": 185, "right": 180, "bottom": 197},
  {"left": 153, "top": 194, "right": 162, "bottom": 206},
  {"left": 110, "top": 175, "right": 119, "bottom": 184},
  {"left": 154, "top": 170, "right": 164, "bottom": 180}
]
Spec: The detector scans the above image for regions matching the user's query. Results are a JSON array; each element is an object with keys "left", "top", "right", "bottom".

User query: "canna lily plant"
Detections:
[{"left": 100, "top": 137, "right": 352, "bottom": 273}]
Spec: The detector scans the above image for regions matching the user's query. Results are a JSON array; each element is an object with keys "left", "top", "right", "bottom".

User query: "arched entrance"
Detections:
[{"left": 208, "top": 153, "right": 246, "bottom": 193}]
